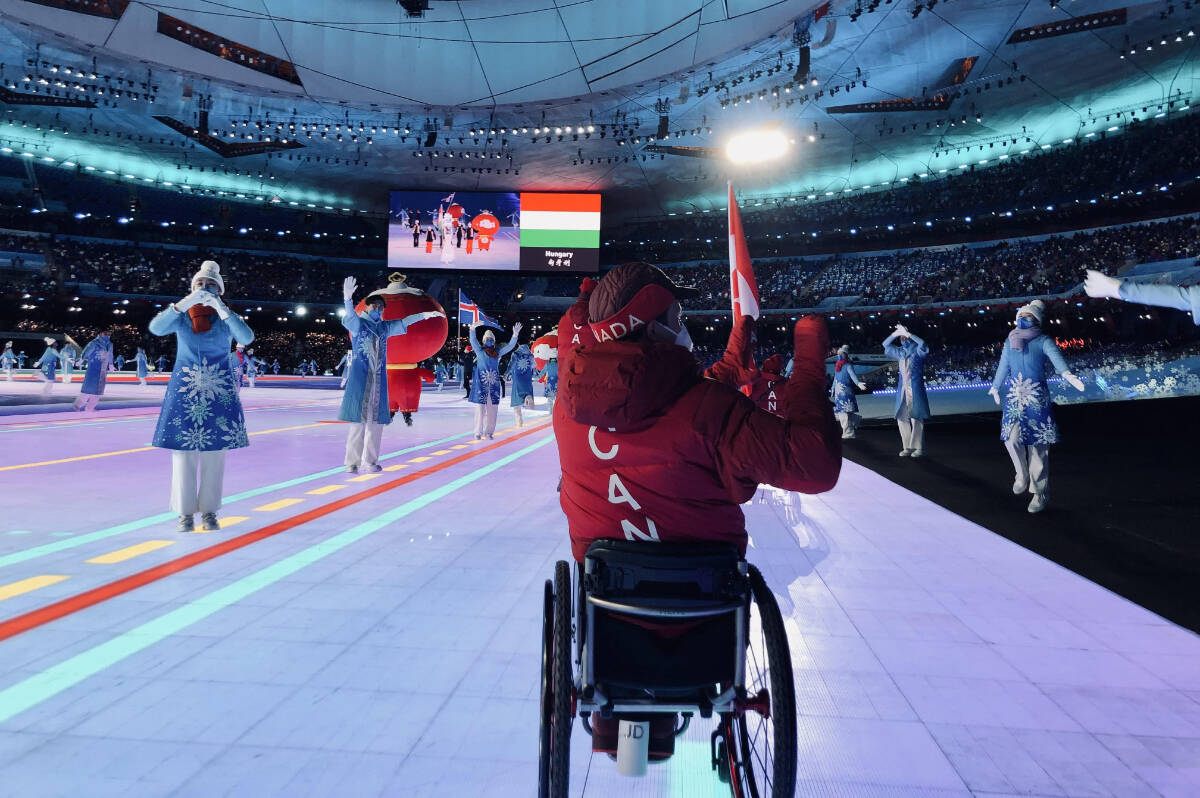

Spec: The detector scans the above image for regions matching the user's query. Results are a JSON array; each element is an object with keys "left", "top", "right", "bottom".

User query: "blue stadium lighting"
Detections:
[{"left": 117, "top": 217, "right": 130, "bottom": 224}]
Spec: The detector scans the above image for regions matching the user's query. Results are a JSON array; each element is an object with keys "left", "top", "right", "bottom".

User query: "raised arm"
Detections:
[
  {"left": 704, "top": 315, "right": 758, "bottom": 390},
  {"left": 712, "top": 316, "right": 842, "bottom": 501},
  {"left": 499, "top": 322, "right": 522, "bottom": 356},
  {"left": 1120, "top": 282, "right": 1200, "bottom": 322},
  {"left": 341, "top": 299, "right": 362, "bottom": 336},
  {"left": 148, "top": 306, "right": 186, "bottom": 337},
  {"left": 468, "top": 324, "right": 482, "bottom": 352},
  {"left": 906, "top": 332, "right": 929, "bottom": 355}
]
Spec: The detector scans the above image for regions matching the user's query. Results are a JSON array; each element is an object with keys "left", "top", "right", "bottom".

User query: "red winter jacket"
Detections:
[{"left": 555, "top": 317, "right": 841, "bottom": 561}]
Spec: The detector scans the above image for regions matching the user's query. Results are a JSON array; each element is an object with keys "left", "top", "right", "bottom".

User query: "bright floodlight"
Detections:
[
  {"left": 726, "top": 129, "right": 789, "bottom": 164},
  {"left": 295, "top": 305, "right": 307, "bottom": 317}
]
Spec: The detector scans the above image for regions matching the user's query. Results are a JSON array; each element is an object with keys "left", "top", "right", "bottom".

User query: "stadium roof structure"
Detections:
[{"left": 0, "top": 0, "right": 1196, "bottom": 219}]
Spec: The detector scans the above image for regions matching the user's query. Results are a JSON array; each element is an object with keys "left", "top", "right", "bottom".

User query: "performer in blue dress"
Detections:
[
  {"left": 338, "top": 276, "right": 439, "bottom": 472},
  {"left": 335, "top": 349, "right": 353, "bottom": 389},
  {"left": 132, "top": 347, "right": 149, "bottom": 385},
  {"left": 468, "top": 322, "right": 521, "bottom": 439},
  {"left": 74, "top": 330, "right": 114, "bottom": 411},
  {"left": 508, "top": 342, "right": 536, "bottom": 427},
  {"left": 34, "top": 337, "right": 59, "bottom": 394},
  {"left": 155, "top": 353, "right": 168, "bottom": 373},
  {"left": 988, "top": 300, "right": 1085, "bottom": 513},
  {"left": 883, "top": 324, "right": 931, "bottom": 457},
  {"left": 831, "top": 344, "right": 868, "bottom": 439},
  {"left": 148, "top": 260, "right": 254, "bottom": 533},
  {"left": 58, "top": 339, "right": 78, "bottom": 384},
  {"left": 1, "top": 341, "right": 14, "bottom": 381}
]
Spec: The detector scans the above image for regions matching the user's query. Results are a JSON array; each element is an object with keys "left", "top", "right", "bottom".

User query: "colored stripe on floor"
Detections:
[
  {"left": 0, "top": 433, "right": 554, "bottom": 724},
  {"left": 252, "top": 498, "right": 303, "bottom": 512},
  {"left": 0, "top": 429, "right": 479, "bottom": 571},
  {"left": 0, "top": 575, "right": 69, "bottom": 602},
  {"left": 306, "top": 485, "right": 346, "bottom": 495},
  {"left": 85, "top": 540, "right": 175, "bottom": 565},
  {"left": 0, "top": 421, "right": 552, "bottom": 643}
]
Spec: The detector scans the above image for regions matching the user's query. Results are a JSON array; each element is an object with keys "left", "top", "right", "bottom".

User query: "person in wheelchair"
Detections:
[{"left": 553, "top": 261, "right": 842, "bottom": 766}]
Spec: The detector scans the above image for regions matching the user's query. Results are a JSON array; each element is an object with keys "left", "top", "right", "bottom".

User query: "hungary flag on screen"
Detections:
[{"left": 519, "top": 193, "right": 601, "bottom": 250}]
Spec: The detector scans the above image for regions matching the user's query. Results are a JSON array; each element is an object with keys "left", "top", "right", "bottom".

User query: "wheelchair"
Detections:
[{"left": 538, "top": 540, "right": 797, "bottom": 797}]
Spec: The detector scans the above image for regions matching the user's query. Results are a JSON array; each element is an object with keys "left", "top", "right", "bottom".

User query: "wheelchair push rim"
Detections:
[
  {"left": 537, "top": 560, "right": 573, "bottom": 798},
  {"left": 725, "top": 564, "right": 797, "bottom": 798}
]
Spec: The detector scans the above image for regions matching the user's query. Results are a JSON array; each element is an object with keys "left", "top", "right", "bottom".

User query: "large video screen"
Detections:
[{"left": 387, "top": 190, "right": 600, "bottom": 272}]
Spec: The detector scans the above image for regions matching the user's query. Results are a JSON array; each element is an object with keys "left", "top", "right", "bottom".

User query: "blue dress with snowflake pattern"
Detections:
[
  {"left": 990, "top": 333, "right": 1071, "bottom": 446},
  {"left": 468, "top": 326, "right": 518, "bottom": 405},
  {"left": 337, "top": 301, "right": 415, "bottom": 425},
  {"left": 80, "top": 335, "right": 115, "bottom": 396},
  {"left": 508, "top": 344, "right": 536, "bottom": 407},
  {"left": 831, "top": 360, "right": 861, "bottom": 414},
  {"left": 149, "top": 306, "right": 254, "bottom": 451}
]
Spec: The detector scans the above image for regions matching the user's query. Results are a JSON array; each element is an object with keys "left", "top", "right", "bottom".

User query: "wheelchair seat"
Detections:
[{"left": 580, "top": 540, "right": 749, "bottom": 713}]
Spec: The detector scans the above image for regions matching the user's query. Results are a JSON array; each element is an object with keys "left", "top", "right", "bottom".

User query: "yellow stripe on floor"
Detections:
[
  {"left": 450, "top": 444, "right": 469, "bottom": 450},
  {"left": 0, "top": 574, "right": 69, "bottom": 602},
  {"left": 86, "top": 539, "right": 176, "bottom": 564},
  {"left": 307, "top": 484, "right": 347, "bottom": 495},
  {"left": 348, "top": 473, "right": 381, "bottom": 482},
  {"left": 383, "top": 464, "right": 408, "bottom": 471},
  {"left": 253, "top": 498, "right": 303, "bottom": 512},
  {"left": 432, "top": 449, "right": 452, "bottom": 455},
  {"left": 408, "top": 456, "right": 432, "bottom": 463}
]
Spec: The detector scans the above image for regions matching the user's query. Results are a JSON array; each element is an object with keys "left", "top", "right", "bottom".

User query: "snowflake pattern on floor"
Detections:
[
  {"left": 153, "top": 356, "right": 249, "bottom": 451},
  {"left": 1001, "top": 371, "right": 1059, "bottom": 445}
]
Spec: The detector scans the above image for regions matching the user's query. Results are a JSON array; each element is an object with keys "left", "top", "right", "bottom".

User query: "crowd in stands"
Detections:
[
  {"left": 658, "top": 215, "right": 1200, "bottom": 309},
  {"left": 605, "top": 111, "right": 1200, "bottom": 263}
]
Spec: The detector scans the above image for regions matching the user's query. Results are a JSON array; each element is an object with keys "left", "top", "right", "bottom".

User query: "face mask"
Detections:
[
  {"left": 655, "top": 320, "right": 693, "bottom": 352},
  {"left": 368, "top": 308, "right": 383, "bottom": 321},
  {"left": 1017, "top": 317, "right": 1035, "bottom": 330}
]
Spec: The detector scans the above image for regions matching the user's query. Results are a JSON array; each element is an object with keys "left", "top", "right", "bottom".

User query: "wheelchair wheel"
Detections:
[
  {"left": 728, "top": 564, "right": 797, "bottom": 797},
  {"left": 537, "top": 578, "right": 553, "bottom": 797},
  {"left": 547, "top": 560, "right": 573, "bottom": 797}
]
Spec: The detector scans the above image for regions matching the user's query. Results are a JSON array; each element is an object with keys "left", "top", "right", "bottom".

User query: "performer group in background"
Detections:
[
  {"left": 75, "top": 330, "right": 115, "bottom": 411},
  {"left": 335, "top": 349, "right": 352, "bottom": 389},
  {"left": 35, "top": 337, "right": 59, "bottom": 394},
  {"left": 882, "top": 324, "right": 930, "bottom": 457},
  {"left": 467, "top": 321, "right": 520, "bottom": 439},
  {"left": 989, "top": 300, "right": 1086, "bottom": 513},
  {"left": 148, "top": 260, "right": 253, "bottom": 533},
  {"left": 831, "top": 345, "right": 867, "bottom": 439}
]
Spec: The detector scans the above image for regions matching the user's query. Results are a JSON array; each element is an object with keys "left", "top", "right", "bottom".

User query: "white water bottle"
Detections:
[{"left": 616, "top": 719, "right": 649, "bottom": 777}]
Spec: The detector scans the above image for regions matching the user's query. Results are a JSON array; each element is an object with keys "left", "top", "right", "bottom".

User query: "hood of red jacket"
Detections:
[
  {"left": 762, "top": 353, "right": 783, "bottom": 374},
  {"left": 561, "top": 341, "right": 701, "bottom": 430}
]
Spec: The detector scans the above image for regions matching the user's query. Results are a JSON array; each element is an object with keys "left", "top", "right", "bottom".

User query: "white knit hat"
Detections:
[
  {"left": 482, "top": 329, "right": 496, "bottom": 346},
  {"left": 837, "top": 344, "right": 850, "bottom": 356},
  {"left": 191, "top": 260, "right": 225, "bottom": 295},
  {"left": 43, "top": 336, "right": 55, "bottom": 345},
  {"left": 1016, "top": 299, "right": 1045, "bottom": 323}
]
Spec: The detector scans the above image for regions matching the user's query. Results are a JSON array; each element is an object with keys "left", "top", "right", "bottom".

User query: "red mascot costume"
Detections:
[
  {"left": 532, "top": 330, "right": 558, "bottom": 384},
  {"left": 354, "top": 273, "right": 448, "bottom": 420},
  {"left": 471, "top": 211, "right": 499, "bottom": 252}
]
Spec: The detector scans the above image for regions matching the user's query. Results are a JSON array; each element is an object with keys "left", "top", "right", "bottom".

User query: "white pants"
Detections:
[
  {"left": 836, "top": 411, "right": 860, "bottom": 437},
  {"left": 75, "top": 393, "right": 100, "bottom": 411},
  {"left": 345, "top": 421, "right": 384, "bottom": 467},
  {"left": 3, "top": 365, "right": 11, "bottom": 381},
  {"left": 513, "top": 406, "right": 525, "bottom": 427},
  {"left": 61, "top": 371, "right": 73, "bottom": 383},
  {"left": 139, "top": 377, "right": 147, "bottom": 386},
  {"left": 39, "top": 374, "right": 54, "bottom": 394},
  {"left": 247, "top": 376, "right": 256, "bottom": 388},
  {"left": 897, "top": 418, "right": 925, "bottom": 452},
  {"left": 1005, "top": 429, "right": 1049, "bottom": 497},
  {"left": 170, "top": 450, "right": 226, "bottom": 515},
  {"left": 474, "top": 403, "right": 499, "bottom": 437}
]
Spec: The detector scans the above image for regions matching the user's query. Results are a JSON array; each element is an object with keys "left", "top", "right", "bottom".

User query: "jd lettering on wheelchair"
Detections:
[{"left": 587, "top": 425, "right": 660, "bottom": 543}]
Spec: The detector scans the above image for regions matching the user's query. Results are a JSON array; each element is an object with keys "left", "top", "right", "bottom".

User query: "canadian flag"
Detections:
[{"left": 728, "top": 182, "right": 760, "bottom": 320}]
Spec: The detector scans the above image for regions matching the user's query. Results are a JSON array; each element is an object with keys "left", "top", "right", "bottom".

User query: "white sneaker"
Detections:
[
  {"left": 1027, "top": 494, "right": 1047, "bottom": 513},
  {"left": 364, "top": 463, "right": 382, "bottom": 473},
  {"left": 1012, "top": 478, "right": 1027, "bottom": 495},
  {"left": 910, "top": 449, "right": 924, "bottom": 458},
  {"left": 345, "top": 464, "right": 358, "bottom": 473},
  {"left": 899, "top": 449, "right": 911, "bottom": 457},
  {"left": 486, "top": 434, "right": 494, "bottom": 440}
]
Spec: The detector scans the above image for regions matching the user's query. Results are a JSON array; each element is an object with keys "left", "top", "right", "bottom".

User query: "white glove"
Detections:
[
  {"left": 513, "top": 322, "right": 524, "bottom": 335},
  {"left": 988, "top": 387, "right": 1001, "bottom": 406},
  {"left": 174, "top": 291, "right": 205, "bottom": 312},
  {"left": 857, "top": 382, "right": 867, "bottom": 390},
  {"left": 894, "top": 323, "right": 909, "bottom": 336},
  {"left": 201, "top": 293, "right": 231, "bottom": 320},
  {"left": 342, "top": 276, "right": 358, "bottom": 303},
  {"left": 1063, "top": 371, "right": 1085, "bottom": 392},
  {"left": 1083, "top": 269, "right": 1122, "bottom": 300}
]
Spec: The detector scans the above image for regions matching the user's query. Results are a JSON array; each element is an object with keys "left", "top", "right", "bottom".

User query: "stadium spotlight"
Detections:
[
  {"left": 726, "top": 127, "right": 789, "bottom": 164},
  {"left": 295, "top": 305, "right": 307, "bottom": 317}
]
